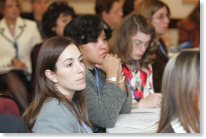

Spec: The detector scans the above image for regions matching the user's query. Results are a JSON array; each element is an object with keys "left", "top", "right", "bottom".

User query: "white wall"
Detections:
[
  {"left": 68, "top": 0, "right": 95, "bottom": 14},
  {"left": 21, "top": 0, "right": 197, "bottom": 19},
  {"left": 161, "top": 0, "right": 197, "bottom": 19},
  {"left": 67, "top": 0, "right": 197, "bottom": 18}
]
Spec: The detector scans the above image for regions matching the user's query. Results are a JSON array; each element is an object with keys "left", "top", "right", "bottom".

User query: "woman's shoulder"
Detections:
[
  {"left": 40, "top": 98, "right": 75, "bottom": 119},
  {"left": 33, "top": 98, "right": 80, "bottom": 133}
]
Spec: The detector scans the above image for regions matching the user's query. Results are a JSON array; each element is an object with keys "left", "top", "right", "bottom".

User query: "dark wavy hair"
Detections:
[
  {"left": 23, "top": 36, "right": 90, "bottom": 132},
  {"left": 64, "top": 14, "right": 104, "bottom": 45},
  {"left": 42, "top": 1, "right": 76, "bottom": 38}
]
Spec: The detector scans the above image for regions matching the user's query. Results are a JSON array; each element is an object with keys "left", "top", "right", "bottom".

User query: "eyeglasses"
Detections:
[
  {"left": 132, "top": 40, "right": 150, "bottom": 49},
  {"left": 153, "top": 14, "right": 170, "bottom": 21}
]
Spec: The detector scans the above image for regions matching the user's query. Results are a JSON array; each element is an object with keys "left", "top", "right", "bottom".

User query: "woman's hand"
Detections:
[
  {"left": 12, "top": 59, "right": 27, "bottom": 70},
  {"left": 138, "top": 93, "right": 162, "bottom": 108}
]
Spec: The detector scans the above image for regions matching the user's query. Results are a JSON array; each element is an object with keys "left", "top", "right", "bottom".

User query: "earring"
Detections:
[{"left": 54, "top": 84, "right": 60, "bottom": 93}]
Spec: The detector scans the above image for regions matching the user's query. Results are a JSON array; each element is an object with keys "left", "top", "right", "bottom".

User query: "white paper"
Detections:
[
  {"left": 115, "top": 112, "right": 160, "bottom": 131},
  {"left": 131, "top": 108, "right": 160, "bottom": 113}
]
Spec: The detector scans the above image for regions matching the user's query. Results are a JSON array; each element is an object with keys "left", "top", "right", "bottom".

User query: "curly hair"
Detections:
[
  {"left": 64, "top": 14, "right": 104, "bottom": 45},
  {"left": 42, "top": 1, "right": 76, "bottom": 38}
]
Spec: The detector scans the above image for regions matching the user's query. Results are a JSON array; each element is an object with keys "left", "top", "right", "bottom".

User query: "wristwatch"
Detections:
[{"left": 106, "top": 77, "right": 117, "bottom": 82}]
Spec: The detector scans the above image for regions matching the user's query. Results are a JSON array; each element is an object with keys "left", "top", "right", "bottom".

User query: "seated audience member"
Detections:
[
  {"left": 157, "top": 50, "right": 200, "bottom": 133},
  {"left": 21, "top": 0, "right": 49, "bottom": 39},
  {"left": 64, "top": 15, "right": 132, "bottom": 133},
  {"left": 0, "top": 0, "right": 42, "bottom": 110},
  {"left": 136, "top": 0, "right": 171, "bottom": 93},
  {"left": 95, "top": 0, "right": 123, "bottom": 40},
  {"left": 111, "top": 14, "right": 161, "bottom": 108},
  {"left": 30, "top": 1, "right": 76, "bottom": 98},
  {"left": 0, "top": 0, "right": 42, "bottom": 74},
  {"left": 177, "top": 3, "right": 200, "bottom": 49},
  {"left": 23, "top": 36, "right": 92, "bottom": 133},
  {"left": 0, "top": 114, "right": 27, "bottom": 133}
]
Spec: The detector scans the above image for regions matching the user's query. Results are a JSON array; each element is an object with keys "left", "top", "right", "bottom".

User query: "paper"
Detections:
[
  {"left": 131, "top": 108, "right": 160, "bottom": 113},
  {"left": 115, "top": 112, "right": 160, "bottom": 131},
  {"left": 107, "top": 126, "right": 157, "bottom": 133}
]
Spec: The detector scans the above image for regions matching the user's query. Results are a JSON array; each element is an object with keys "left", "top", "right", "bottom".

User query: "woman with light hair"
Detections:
[
  {"left": 158, "top": 50, "right": 200, "bottom": 133},
  {"left": 136, "top": 0, "right": 170, "bottom": 93}
]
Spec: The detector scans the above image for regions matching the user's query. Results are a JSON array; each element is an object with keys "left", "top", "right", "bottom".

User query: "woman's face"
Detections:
[
  {"left": 79, "top": 31, "right": 108, "bottom": 69},
  {"left": 130, "top": 31, "right": 151, "bottom": 61},
  {"left": 53, "top": 14, "right": 73, "bottom": 36},
  {"left": 151, "top": 6, "right": 170, "bottom": 36},
  {"left": 48, "top": 44, "right": 86, "bottom": 96},
  {"left": 4, "top": 0, "right": 20, "bottom": 20}
]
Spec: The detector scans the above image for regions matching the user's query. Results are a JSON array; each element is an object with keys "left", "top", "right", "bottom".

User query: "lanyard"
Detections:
[
  {"left": 94, "top": 67, "right": 101, "bottom": 96},
  {"left": 0, "top": 20, "right": 26, "bottom": 59}
]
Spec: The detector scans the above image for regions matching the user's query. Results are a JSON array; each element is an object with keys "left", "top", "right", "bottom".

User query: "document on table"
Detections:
[
  {"left": 131, "top": 108, "right": 161, "bottom": 113},
  {"left": 115, "top": 113, "right": 159, "bottom": 130}
]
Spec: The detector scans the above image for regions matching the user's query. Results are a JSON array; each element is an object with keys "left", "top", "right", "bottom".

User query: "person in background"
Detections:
[
  {"left": 177, "top": 3, "right": 200, "bottom": 49},
  {"left": 111, "top": 14, "right": 161, "bottom": 108},
  {"left": 64, "top": 14, "right": 132, "bottom": 133},
  {"left": 136, "top": 0, "right": 170, "bottom": 93},
  {"left": 122, "top": 0, "right": 144, "bottom": 17},
  {"left": 95, "top": 0, "right": 123, "bottom": 40},
  {"left": 0, "top": 0, "right": 42, "bottom": 111},
  {"left": 30, "top": 1, "right": 76, "bottom": 100},
  {"left": 23, "top": 36, "right": 92, "bottom": 133},
  {"left": 157, "top": 50, "right": 200, "bottom": 133},
  {"left": 21, "top": 0, "right": 49, "bottom": 39}
]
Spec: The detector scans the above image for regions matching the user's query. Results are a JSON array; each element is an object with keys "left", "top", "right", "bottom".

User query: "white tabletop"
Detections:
[{"left": 106, "top": 108, "right": 160, "bottom": 133}]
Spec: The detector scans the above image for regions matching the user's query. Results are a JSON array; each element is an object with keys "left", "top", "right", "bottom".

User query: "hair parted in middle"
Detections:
[{"left": 23, "top": 36, "right": 90, "bottom": 131}]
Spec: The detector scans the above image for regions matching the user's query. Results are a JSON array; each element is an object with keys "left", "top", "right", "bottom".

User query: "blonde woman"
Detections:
[{"left": 158, "top": 50, "right": 200, "bottom": 133}]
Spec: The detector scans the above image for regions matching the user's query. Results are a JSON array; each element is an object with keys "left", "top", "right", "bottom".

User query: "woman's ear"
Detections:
[{"left": 45, "top": 69, "right": 57, "bottom": 83}]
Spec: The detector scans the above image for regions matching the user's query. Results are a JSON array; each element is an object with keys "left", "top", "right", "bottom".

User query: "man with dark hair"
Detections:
[{"left": 95, "top": 0, "right": 123, "bottom": 40}]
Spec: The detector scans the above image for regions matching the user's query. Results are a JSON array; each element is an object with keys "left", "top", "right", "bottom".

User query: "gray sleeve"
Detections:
[
  {"left": 119, "top": 91, "right": 132, "bottom": 114},
  {"left": 86, "top": 74, "right": 132, "bottom": 128},
  {"left": 32, "top": 100, "right": 79, "bottom": 133}
]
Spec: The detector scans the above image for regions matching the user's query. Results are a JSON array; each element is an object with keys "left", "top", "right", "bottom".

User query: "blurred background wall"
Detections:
[{"left": 20, "top": 0, "right": 198, "bottom": 19}]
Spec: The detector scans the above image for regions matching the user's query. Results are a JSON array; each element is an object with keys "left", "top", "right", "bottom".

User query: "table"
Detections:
[{"left": 106, "top": 108, "right": 160, "bottom": 133}]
